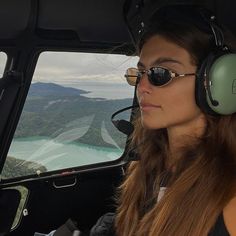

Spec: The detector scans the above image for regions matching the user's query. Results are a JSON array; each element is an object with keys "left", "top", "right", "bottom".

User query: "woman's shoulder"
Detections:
[
  {"left": 223, "top": 195, "right": 236, "bottom": 236},
  {"left": 90, "top": 212, "right": 116, "bottom": 236}
]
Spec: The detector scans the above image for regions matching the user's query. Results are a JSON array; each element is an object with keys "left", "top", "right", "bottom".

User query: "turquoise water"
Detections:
[{"left": 8, "top": 137, "right": 123, "bottom": 171}]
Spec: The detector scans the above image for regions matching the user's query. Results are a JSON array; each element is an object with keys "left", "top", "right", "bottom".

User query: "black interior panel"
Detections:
[
  {"left": 0, "top": 189, "right": 21, "bottom": 236},
  {"left": 0, "top": 1, "right": 236, "bottom": 236},
  {"left": 5, "top": 166, "right": 123, "bottom": 236}
]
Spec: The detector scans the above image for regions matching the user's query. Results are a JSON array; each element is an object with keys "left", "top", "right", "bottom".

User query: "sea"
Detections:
[
  {"left": 5, "top": 81, "right": 131, "bottom": 177},
  {"left": 61, "top": 80, "right": 135, "bottom": 100},
  {"left": 8, "top": 137, "right": 123, "bottom": 172}
]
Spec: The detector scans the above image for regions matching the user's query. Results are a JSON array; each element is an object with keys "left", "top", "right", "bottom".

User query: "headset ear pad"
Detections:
[
  {"left": 195, "top": 52, "right": 218, "bottom": 115},
  {"left": 196, "top": 53, "right": 236, "bottom": 115}
]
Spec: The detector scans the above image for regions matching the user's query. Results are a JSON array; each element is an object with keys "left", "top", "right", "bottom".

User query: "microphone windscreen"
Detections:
[{"left": 116, "top": 120, "right": 134, "bottom": 136}]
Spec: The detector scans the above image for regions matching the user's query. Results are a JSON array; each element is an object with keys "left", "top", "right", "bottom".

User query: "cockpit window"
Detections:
[
  {"left": 2, "top": 52, "right": 138, "bottom": 179},
  {"left": 0, "top": 51, "right": 7, "bottom": 78}
]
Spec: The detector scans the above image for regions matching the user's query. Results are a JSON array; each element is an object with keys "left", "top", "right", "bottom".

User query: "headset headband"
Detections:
[
  {"left": 147, "top": 5, "right": 225, "bottom": 48},
  {"left": 124, "top": 4, "right": 225, "bottom": 51}
]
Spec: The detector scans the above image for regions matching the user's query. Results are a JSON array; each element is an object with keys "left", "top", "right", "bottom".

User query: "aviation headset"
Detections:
[
  {"left": 112, "top": 4, "right": 236, "bottom": 139},
  {"left": 125, "top": 4, "right": 236, "bottom": 116},
  {"left": 192, "top": 7, "right": 236, "bottom": 115}
]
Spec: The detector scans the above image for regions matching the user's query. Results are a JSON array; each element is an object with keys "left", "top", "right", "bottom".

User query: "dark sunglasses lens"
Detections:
[
  {"left": 149, "top": 67, "right": 171, "bottom": 86},
  {"left": 125, "top": 68, "right": 139, "bottom": 86}
]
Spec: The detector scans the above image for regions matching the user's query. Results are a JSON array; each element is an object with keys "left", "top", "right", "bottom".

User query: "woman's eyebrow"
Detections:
[
  {"left": 154, "top": 57, "right": 183, "bottom": 66},
  {"left": 137, "top": 57, "right": 183, "bottom": 68}
]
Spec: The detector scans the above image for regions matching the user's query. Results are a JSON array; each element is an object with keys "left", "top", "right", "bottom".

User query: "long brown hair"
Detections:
[{"left": 115, "top": 14, "right": 236, "bottom": 236}]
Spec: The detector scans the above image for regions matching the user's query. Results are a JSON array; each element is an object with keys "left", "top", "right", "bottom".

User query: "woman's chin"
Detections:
[{"left": 141, "top": 119, "right": 164, "bottom": 130}]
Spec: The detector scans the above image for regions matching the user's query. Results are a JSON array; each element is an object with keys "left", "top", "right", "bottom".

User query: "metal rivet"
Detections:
[
  {"left": 141, "top": 22, "right": 145, "bottom": 27},
  {"left": 211, "top": 15, "right": 216, "bottom": 20},
  {"left": 23, "top": 209, "right": 28, "bottom": 216}
]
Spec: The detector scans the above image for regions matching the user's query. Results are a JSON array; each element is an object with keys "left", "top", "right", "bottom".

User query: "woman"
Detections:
[
  {"left": 114, "top": 5, "right": 236, "bottom": 236},
  {"left": 45, "top": 4, "right": 236, "bottom": 236}
]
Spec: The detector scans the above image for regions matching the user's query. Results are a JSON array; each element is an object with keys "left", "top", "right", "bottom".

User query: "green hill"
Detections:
[
  {"left": 2, "top": 156, "right": 47, "bottom": 179},
  {"left": 14, "top": 82, "right": 133, "bottom": 148}
]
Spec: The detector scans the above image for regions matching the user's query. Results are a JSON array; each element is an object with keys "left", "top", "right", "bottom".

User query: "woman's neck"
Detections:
[{"left": 166, "top": 117, "right": 206, "bottom": 169}]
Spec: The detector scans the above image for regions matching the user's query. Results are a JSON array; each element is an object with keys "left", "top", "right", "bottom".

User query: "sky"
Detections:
[
  {"left": 0, "top": 51, "right": 138, "bottom": 83},
  {"left": 34, "top": 51, "right": 138, "bottom": 85},
  {"left": 0, "top": 51, "right": 139, "bottom": 99}
]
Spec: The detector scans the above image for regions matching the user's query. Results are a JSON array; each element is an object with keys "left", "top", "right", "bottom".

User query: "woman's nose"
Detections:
[{"left": 137, "top": 73, "right": 152, "bottom": 94}]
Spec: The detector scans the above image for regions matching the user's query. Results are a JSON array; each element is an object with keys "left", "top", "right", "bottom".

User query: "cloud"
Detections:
[
  {"left": 34, "top": 52, "right": 138, "bottom": 84},
  {"left": 0, "top": 51, "right": 138, "bottom": 93}
]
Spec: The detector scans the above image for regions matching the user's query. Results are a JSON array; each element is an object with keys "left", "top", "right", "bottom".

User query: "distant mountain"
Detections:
[
  {"left": 29, "top": 82, "right": 89, "bottom": 97},
  {"left": 6, "top": 82, "right": 133, "bottom": 179},
  {"left": 15, "top": 82, "right": 133, "bottom": 148}
]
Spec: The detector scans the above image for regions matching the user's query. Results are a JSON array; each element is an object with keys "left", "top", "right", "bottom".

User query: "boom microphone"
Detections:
[
  {"left": 111, "top": 105, "right": 139, "bottom": 136},
  {"left": 111, "top": 104, "right": 141, "bottom": 161},
  {"left": 112, "top": 119, "right": 134, "bottom": 136}
]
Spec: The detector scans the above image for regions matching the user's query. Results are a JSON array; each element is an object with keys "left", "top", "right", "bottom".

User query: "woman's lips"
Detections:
[{"left": 140, "top": 103, "right": 162, "bottom": 111}]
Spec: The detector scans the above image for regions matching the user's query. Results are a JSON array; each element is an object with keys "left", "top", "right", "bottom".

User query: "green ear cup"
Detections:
[{"left": 207, "top": 54, "right": 236, "bottom": 115}]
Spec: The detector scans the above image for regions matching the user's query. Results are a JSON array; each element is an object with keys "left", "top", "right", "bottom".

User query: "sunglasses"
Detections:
[{"left": 125, "top": 67, "right": 196, "bottom": 87}]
